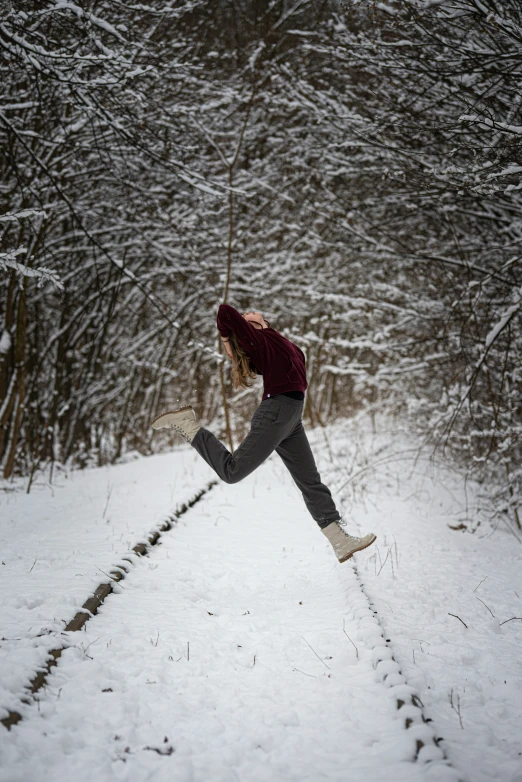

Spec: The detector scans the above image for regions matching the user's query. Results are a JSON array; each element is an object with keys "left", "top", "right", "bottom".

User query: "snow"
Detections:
[
  {"left": 484, "top": 287, "right": 522, "bottom": 349},
  {"left": 0, "top": 248, "right": 62, "bottom": 289},
  {"left": 0, "top": 448, "right": 215, "bottom": 719},
  {"left": 0, "top": 371, "right": 18, "bottom": 423},
  {"left": 53, "top": 1, "right": 126, "bottom": 41},
  {"left": 248, "top": 42, "right": 265, "bottom": 71},
  {"left": 487, "top": 164, "right": 522, "bottom": 180},
  {"left": 0, "top": 330, "right": 11, "bottom": 356},
  {"left": 0, "top": 209, "right": 44, "bottom": 221},
  {"left": 0, "top": 415, "right": 521, "bottom": 782},
  {"left": 459, "top": 115, "right": 522, "bottom": 136}
]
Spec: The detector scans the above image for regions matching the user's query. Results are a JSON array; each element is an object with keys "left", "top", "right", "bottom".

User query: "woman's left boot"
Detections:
[
  {"left": 322, "top": 521, "right": 376, "bottom": 563},
  {"left": 151, "top": 406, "right": 201, "bottom": 444}
]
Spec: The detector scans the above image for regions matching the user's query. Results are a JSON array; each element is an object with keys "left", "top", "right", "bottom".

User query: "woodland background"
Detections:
[{"left": 1, "top": 0, "right": 521, "bottom": 535}]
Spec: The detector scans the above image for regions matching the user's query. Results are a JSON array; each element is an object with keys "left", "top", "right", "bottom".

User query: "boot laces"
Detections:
[
  {"left": 170, "top": 423, "right": 189, "bottom": 442},
  {"left": 338, "top": 515, "right": 361, "bottom": 542}
]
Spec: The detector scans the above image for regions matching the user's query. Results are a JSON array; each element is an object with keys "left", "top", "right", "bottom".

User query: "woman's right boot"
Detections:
[{"left": 322, "top": 521, "right": 376, "bottom": 563}]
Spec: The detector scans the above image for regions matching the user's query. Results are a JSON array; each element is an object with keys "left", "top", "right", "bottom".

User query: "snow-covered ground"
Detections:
[
  {"left": 0, "top": 447, "right": 215, "bottom": 720},
  {"left": 0, "top": 414, "right": 521, "bottom": 782},
  {"left": 315, "top": 417, "right": 522, "bottom": 782}
]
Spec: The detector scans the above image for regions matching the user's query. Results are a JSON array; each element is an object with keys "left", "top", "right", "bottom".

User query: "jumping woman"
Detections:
[{"left": 152, "top": 303, "right": 376, "bottom": 563}]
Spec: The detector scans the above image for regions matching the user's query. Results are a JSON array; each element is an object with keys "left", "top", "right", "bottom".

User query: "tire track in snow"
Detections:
[
  {"left": 0, "top": 480, "right": 218, "bottom": 731},
  {"left": 311, "top": 426, "right": 464, "bottom": 780},
  {"left": 347, "top": 560, "right": 466, "bottom": 782}
]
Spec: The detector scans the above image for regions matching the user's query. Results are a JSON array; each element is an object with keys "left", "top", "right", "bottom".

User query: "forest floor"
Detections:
[{"left": 0, "top": 414, "right": 521, "bottom": 782}]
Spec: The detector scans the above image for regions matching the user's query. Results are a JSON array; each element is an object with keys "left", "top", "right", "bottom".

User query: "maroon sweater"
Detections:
[{"left": 217, "top": 304, "right": 308, "bottom": 401}]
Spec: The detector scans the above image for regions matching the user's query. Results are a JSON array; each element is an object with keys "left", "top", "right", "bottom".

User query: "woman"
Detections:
[{"left": 152, "top": 304, "right": 376, "bottom": 563}]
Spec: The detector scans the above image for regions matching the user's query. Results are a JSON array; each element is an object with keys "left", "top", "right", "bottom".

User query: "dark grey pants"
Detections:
[{"left": 191, "top": 394, "right": 341, "bottom": 529}]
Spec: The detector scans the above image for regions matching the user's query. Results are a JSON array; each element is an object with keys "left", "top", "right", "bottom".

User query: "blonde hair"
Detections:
[{"left": 227, "top": 332, "right": 258, "bottom": 389}]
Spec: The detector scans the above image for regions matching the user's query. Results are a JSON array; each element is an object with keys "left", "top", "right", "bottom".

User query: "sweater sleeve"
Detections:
[
  {"left": 296, "top": 346, "right": 306, "bottom": 363},
  {"left": 217, "top": 304, "right": 266, "bottom": 369}
]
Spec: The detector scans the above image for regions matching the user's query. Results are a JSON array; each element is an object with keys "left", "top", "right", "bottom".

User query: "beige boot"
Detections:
[
  {"left": 322, "top": 520, "right": 376, "bottom": 563},
  {"left": 151, "top": 405, "right": 201, "bottom": 444}
]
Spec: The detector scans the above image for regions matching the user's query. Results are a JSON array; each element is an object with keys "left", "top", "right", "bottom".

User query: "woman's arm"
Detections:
[{"left": 220, "top": 335, "right": 233, "bottom": 359}]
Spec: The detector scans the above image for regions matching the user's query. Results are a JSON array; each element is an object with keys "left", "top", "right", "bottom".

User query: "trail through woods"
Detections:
[{"left": 1, "top": 417, "right": 521, "bottom": 782}]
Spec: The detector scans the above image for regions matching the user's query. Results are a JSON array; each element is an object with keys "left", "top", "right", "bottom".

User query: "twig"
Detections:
[
  {"left": 475, "top": 596, "right": 495, "bottom": 617},
  {"left": 412, "top": 638, "right": 430, "bottom": 651},
  {"left": 292, "top": 667, "right": 317, "bottom": 678},
  {"left": 343, "top": 619, "right": 358, "bottom": 658},
  {"left": 96, "top": 565, "right": 124, "bottom": 586},
  {"left": 29, "top": 558, "right": 37, "bottom": 573},
  {"left": 448, "top": 613, "right": 468, "bottom": 628},
  {"left": 449, "top": 687, "right": 464, "bottom": 728},
  {"left": 377, "top": 547, "right": 391, "bottom": 576},
  {"left": 500, "top": 616, "right": 522, "bottom": 626},
  {"left": 79, "top": 637, "right": 99, "bottom": 659},
  {"left": 335, "top": 448, "right": 424, "bottom": 493},
  {"left": 301, "top": 635, "right": 330, "bottom": 669},
  {"left": 103, "top": 483, "right": 113, "bottom": 520},
  {"left": 83, "top": 637, "right": 99, "bottom": 653},
  {"left": 393, "top": 536, "right": 399, "bottom": 568},
  {"left": 187, "top": 641, "right": 190, "bottom": 661},
  {"left": 472, "top": 576, "right": 488, "bottom": 592}
]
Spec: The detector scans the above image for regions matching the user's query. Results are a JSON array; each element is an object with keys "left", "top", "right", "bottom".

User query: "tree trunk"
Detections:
[{"left": 3, "top": 279, "right": 27, "bottom": 479}]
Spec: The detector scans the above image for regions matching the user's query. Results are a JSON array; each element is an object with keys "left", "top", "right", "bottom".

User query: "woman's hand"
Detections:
[{"left": 220, "top": 335, "right": 233, "bottom": 359}]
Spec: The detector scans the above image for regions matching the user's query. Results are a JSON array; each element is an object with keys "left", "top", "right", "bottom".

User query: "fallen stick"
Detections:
[{"left": 448, "top": 613, "right": 468, "bottom": 628}]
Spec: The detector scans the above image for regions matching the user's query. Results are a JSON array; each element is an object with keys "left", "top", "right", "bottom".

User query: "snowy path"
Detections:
[
  {"left": 0, "top": 448, "right": 215, "bottom": 719},
  {"left": 1, "top": 456, "right": 457, "bottom": 782}
]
